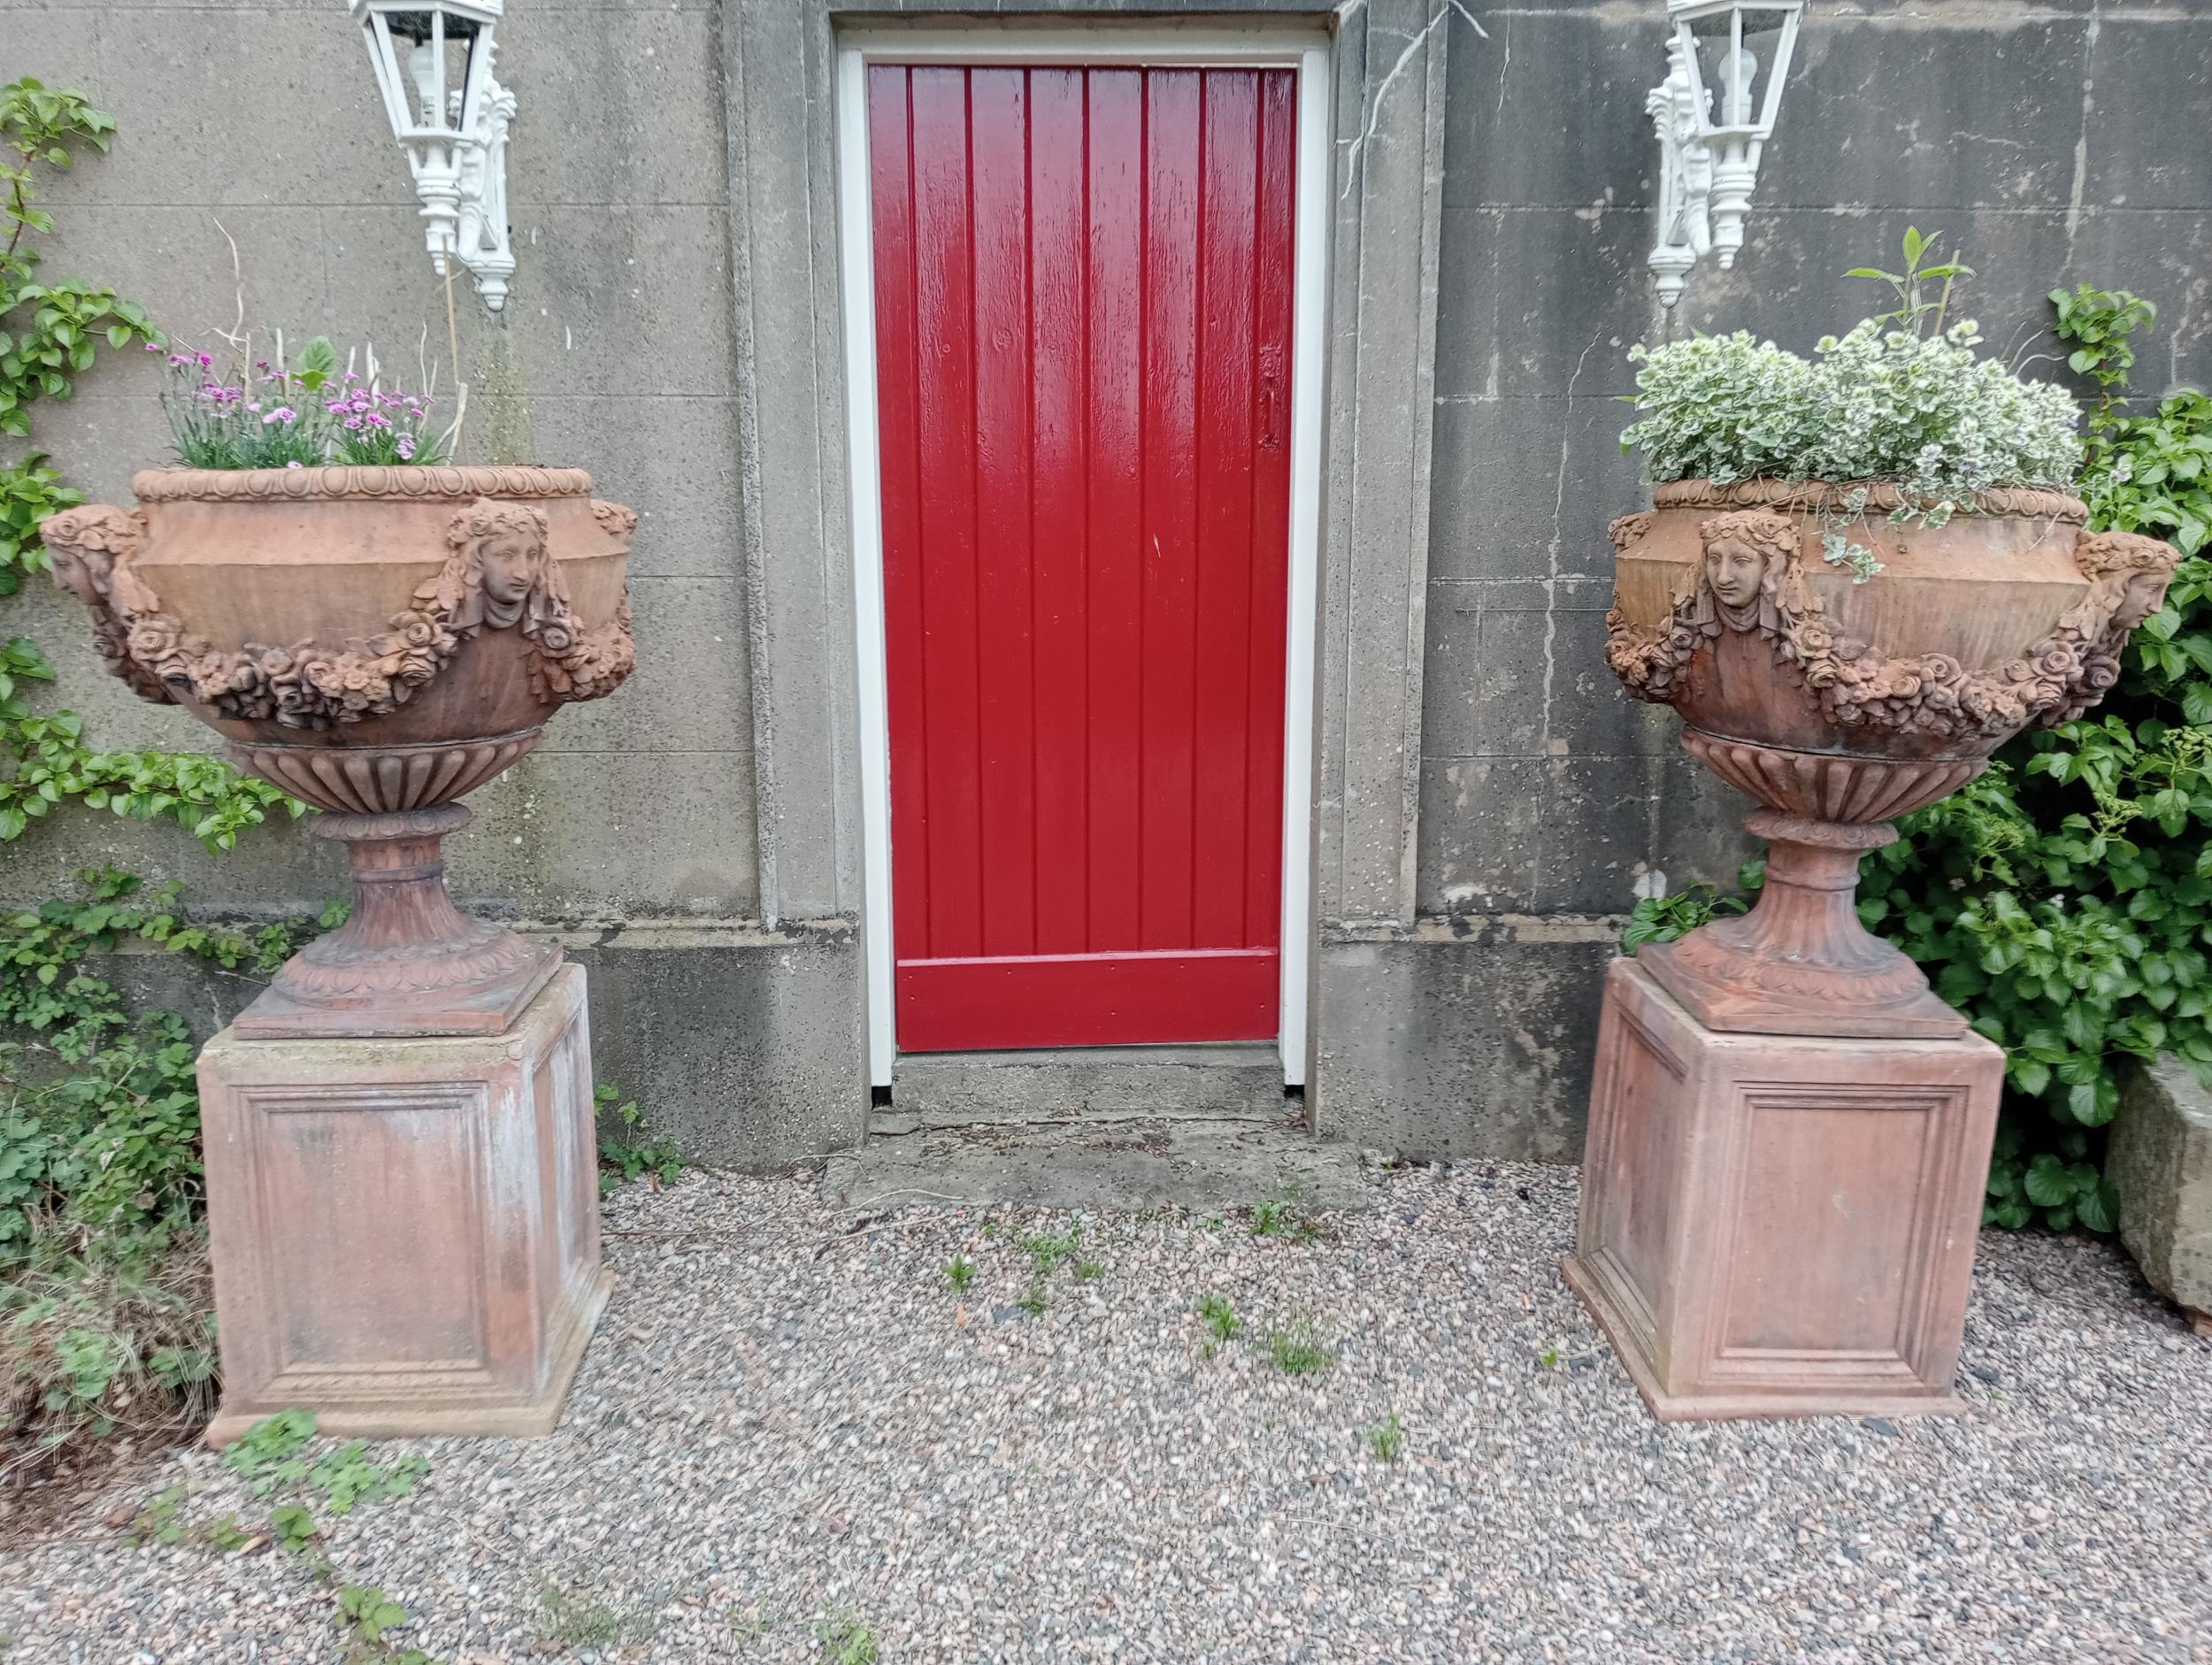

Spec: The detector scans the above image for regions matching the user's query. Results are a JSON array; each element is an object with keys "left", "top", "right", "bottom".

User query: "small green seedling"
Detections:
[
  {"left": 1250, "top": 1182, "right": 1322, "bottom": 1243},
  {"left": 1538, "top": 1347, "right": 1561, "bottom": 1370},
  {"left": 1364, "top": 1413, "right": 1405, "bottom": 1463},
  {"left": 270, "top": 1503, "right": 319, "bottom": 1556},
  {"left": 814, "top": 1608, "right": 880, "bottom": 1665},
  {"left": 596, "top": 1080, "right": 685, "bottom": 1195},
  {"left": 1074, "top": 1259, "right": 1103, "bottom": 1281},
  {"left": 538, "top": 1578, "right": 622, "bottom": 1648},
  {"left": 128, "top": 1485, "right": 188, "bottom": 1546},
  {"left": 1018, "top": 1283, "right": 1050, "bottom": 1316},
  {"left": 1195, "top": 1293, "right": 1241, "bottom": 1357},
  {"left": 221, "top": 1408, "right": 317, "bottom": 1495},
  {"left": 1016, "top": 1226, "right": 1082, "bottom": 1277},
  {"left": 337, "top": 1584, "right": 411, "bottom": 1647},
  {"left": 945, "top": 1255, "right": 975, "bottom": 1293},
  {"left": 1265, "top": 1320, "right": 1335, "bottom": 1377}
]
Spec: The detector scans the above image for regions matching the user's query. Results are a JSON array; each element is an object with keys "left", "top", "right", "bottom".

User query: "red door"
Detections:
[{"left": 870, "top": 63, "right": 1296, "bottom": 1052}]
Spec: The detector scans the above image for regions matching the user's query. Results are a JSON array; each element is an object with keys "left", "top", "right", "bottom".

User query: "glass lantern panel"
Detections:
[
  {"left": 1684, "top": 7, "right": 1792, "bottom": 133},
  {"left": 383, "top": 8, "right": 481, "bottom": 133}
]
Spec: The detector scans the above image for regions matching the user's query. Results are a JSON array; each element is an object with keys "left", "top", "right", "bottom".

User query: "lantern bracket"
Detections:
[
  {"left": 348, "top": 0, "right": 518, "bottom": 312},
  {"left": 1646, "top": 0, "right": 1804, "bottom": 308}
]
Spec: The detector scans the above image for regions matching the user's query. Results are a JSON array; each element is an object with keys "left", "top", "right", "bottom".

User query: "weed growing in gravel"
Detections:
[
  {"left": 220, "top": 1408, "right": 424, "bottom": 1513},
  {"left": 1250, "top": 1182, "right": 1323, "bottom": 1243},
  {"left": 945, "top": 1254, "right": 975, "bottom": 1293},
  {"left": 1018, "top": 1282, "right": 1051, "bottom": 1316},
  {"left": 1264, "top": 1319, "right": 1335, "bottom": 1377},
  {"left": 814, "top": 1608, "right": 880, "bottom": 1665},
  {"left": 1075, "top": 1258, "right": 1103, "bottom": 1280},
  {"left": 537, "top": 1578, "right": 623, "bottom": 1648},
  {"left": 1538, "top": 1347, "right": 1561, "bottom": 1370},
  {"left": 128, "top": 1413, "right": 444, "bottom": 1663},
  {"left": 1364, "top": 1413, "right": 1406, "bottom": 1463},
  {"left": 596, "top": 1080, "right": 686, "bottom": 1196},
  {"left": 126, "top": 1485, "right": 246, "bottom": 1552},
  {"left": 1016, "top": 1225, "right": 1082, "bottom": 1277},
  {"left": 338, "top": 1586, "right": 416, "bottom": 1653},
  {"left": 1196, "top": 1293, "right": 1242, "bottom": 1357}
]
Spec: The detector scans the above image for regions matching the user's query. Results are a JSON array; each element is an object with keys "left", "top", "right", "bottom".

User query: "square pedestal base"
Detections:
[
  {"left": 1564, "top": 959, "right": 2002, "bottom": 1422},
  {"left": 197, "top": 963, "right": 610, "bottom": 1446}
]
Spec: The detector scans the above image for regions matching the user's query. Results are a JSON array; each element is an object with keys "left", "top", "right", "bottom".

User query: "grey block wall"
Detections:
[
  {"left": 1356, "top": 0, "right": 2212, "bottom": 1158},
  {"left": 6, "top": 0, "right": 2212, "bottom": 1164},
  {"left": 4, "top": 0, "right": 756, "bottom": 923}
]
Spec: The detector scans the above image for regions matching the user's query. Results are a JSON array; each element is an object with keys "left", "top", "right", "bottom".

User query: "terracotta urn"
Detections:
[
  {"left": 41, "top": 465, "right": 636, "bottom": 1039},
  {"left": 1605, "top": 480, "right": 2179, "bottom": 1037}
]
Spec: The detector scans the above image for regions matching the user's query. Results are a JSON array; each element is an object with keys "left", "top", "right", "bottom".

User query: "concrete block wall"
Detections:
[
  {"left": 6, "top": 0, "right": 2212, "bottom": 1164},
  {"left": 1342, "top": 0, "right": 2212, "bottom": 1158},
  {"left": 3, "top": 0, "right": 757, "bottom": 924}
]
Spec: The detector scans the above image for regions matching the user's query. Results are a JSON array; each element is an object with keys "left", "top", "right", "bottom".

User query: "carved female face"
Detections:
[
  {"left": 478, "top": 531, "right": 541, "bottom": 612},
  {"left": 2111, "top": 568, "right": 2166, "bottom": 635},
  {"left": 1705, "top": 536, "right": 1767, "bottom": 615}
]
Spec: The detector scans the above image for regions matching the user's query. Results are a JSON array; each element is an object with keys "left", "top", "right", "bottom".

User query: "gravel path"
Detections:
[{"left": 4, "top": 1163, "right": 2209, "bottom": 1663}]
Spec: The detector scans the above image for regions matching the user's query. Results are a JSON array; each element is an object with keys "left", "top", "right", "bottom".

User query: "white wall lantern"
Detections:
[
  {"left": 1646, "top": 0, "right": 1803, "bottom": 307},
  {"left": 349, "top": 1, "right": 518, "bottom": 311}
]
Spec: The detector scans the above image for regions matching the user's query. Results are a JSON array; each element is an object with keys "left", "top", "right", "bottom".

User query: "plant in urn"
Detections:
[
  {"left": 1564, "top": 237, "right": 2181, "bottom": 1420},
  {"left": 42, "top": 337, "right": 637, "bottom": 1441}
]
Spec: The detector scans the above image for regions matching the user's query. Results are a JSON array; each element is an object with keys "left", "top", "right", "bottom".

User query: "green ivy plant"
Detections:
[
  {"left": 1628, "top": 280, "right": 2208, "bottom": 1234},
  {"left": 3, "top": 77, "right": 299, "bottom": 848}
]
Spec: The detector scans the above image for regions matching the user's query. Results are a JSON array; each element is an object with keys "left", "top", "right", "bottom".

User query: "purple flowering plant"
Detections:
[
  {"left": 157, "top": 334, "right": 448, "bottom": 470},
  {"left": 324, "top": 371, "right": 442, "bottom": 467}
]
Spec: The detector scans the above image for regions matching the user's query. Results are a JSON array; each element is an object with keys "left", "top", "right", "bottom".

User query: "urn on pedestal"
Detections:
[
  {"left": 1568, "top": 477, "right": 2177, "bottom": 1420},
  {"left": 43, "top": 464, "right": 637, "bottom": 1441}
]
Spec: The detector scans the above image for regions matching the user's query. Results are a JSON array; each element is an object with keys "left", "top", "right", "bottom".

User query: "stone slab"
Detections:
[
  {"left": 196, "top": 965, "right": 607, "bottom": 1445},
  {"left": 891, "top": 1045, "right": 1286, "bottom": 1125},
  {"left": 2111, "top": 1055, "right": 2212, "bottom": 1331},
  {"left": 1564, "top": 959, "right": 2002, "bottom": 1422},
  {"left": 823, "top": 1116, "right": 1374, "bottom": 1217}
]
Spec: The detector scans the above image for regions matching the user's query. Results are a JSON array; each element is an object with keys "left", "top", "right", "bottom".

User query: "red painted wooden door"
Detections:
[{"left": 869, "top": 63, "right": 1297, "bottom": 1052}]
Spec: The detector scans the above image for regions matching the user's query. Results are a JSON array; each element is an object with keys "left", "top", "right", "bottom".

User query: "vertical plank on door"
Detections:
[
  {"left": 869, "top": 69, "right": 932, "bottom": 960},
  {"left": 1245, "top": 69, "right": 1297, "bottom": 948},
  {"left": 1084, "top": 69, "right": 1146, "bottom": 953},
  {"left": 1029, "top": 68, "right": 1091, "bottom": 956},
  {"left": 1139, "top": 69, "right": 1202, "bottom": 951},
  {"left": 1192, "top": 71, "right": 1261, "bottom": 948},
  {"left": 970, "top": 68, "right": 1039, "bottom": 956},
  {"left": 907, "top": 66, "right": 982, "bottom": 961}
]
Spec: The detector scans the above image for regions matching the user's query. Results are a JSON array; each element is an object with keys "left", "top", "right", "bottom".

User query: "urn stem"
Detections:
[
  {"left": 1639, "top": 809, "right": 1968, "bottom": 1040},
  {"left": 232, "top": 803, "right": 561, "bottom": 1040}
]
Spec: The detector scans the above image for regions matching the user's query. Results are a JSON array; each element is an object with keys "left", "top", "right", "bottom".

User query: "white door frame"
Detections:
[{"left": 833, "top": 21, "right": 1333, "bottom": 1086}]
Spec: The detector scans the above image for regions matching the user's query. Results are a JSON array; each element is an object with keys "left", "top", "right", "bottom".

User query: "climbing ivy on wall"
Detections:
[
  {"left": 2, "top": 79, "right": 321, "bottom": 1466},
  {"left": 1629, "top": 282, "right": 2212, "bottom": 1234},
  {"left": 2, "top": 77, "right": 298, "bottom": 848}
]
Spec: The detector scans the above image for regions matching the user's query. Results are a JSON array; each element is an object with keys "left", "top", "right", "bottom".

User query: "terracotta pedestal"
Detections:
[
  {"left": 1564, "top": 961, "right": 2001, "bottom": 1421},
  {"left": 198, "top": 965, "right": 610, "bottom": 1446}
]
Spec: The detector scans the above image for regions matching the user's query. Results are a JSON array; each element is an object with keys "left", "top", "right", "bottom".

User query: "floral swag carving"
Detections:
[
  {"left": 1604, "top": 508, "right": 2180, "bottom": 741},
  {"left": 41, "top": 497, "right": 635, "bottom": 727}
]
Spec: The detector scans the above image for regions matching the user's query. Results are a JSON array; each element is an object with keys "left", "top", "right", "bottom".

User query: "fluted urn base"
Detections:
[
  {"left": 1641, "top": 809, "right": 1967, "bottom": 1039},
  {"left": 234, "top": 802, "right": 560, "bottom": 1040}
]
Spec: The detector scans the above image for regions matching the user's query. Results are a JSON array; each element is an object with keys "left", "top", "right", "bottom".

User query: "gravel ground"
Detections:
[{"left": 4, "top": 1162, "right": 2209, "bottom": 1664}]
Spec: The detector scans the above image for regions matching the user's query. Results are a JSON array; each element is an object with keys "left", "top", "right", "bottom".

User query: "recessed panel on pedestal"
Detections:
[{"left": 253, "top": 1084, "right": 491, "bottom": 1384}]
